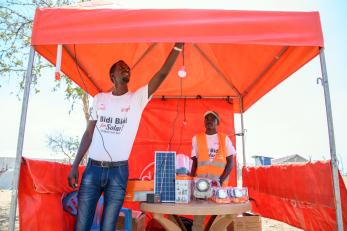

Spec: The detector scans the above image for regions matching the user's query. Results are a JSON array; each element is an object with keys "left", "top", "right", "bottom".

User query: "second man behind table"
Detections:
[{"left": 190, "top": 111, "right": 236, "bottom": 187}]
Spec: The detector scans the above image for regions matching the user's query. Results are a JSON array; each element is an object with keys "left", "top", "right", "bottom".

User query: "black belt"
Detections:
[{"left": 90, "top": 159, "right": 128, "bottom": 168}]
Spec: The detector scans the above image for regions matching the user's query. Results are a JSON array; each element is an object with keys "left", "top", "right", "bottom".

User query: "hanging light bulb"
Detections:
[
  {"left": 178, "top": 66, "right": 186, "bottom": 78},
  {"left": 178, "top": 44, "right": 186, "bottom": 78}
]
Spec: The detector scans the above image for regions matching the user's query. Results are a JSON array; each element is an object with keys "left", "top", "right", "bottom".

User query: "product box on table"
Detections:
[
  {"left": 125, "top": 180, "right": 154, "bottom": 202},
  {"left": 228, "top": 213, "right": 262, "bottom": 231}
]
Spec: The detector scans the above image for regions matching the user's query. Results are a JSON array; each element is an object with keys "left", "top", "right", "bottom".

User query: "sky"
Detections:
[{"left": 0, "top": 0, "right": 346, "bottom": 173}]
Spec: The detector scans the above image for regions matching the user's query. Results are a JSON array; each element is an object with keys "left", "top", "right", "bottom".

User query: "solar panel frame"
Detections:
[{"left": 154, "top": 151, "right": 176, "bottom": 203}]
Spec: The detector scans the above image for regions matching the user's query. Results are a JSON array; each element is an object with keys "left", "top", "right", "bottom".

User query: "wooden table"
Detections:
[{"left": 140, "top": 200, "right": 251, "bottom": 231}]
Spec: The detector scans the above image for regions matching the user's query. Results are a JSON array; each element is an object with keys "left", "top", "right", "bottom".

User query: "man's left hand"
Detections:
[
  {"left": 219, "top": 177, "right": 225, "bottom": 186},
  {"left": 174, "top": 42, "right": 184, "bottom": 50}
]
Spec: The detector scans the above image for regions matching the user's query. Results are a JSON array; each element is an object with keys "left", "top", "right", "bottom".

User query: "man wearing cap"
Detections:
[{"left": 190, "top": 111, "right": 236, "bottom": 187}]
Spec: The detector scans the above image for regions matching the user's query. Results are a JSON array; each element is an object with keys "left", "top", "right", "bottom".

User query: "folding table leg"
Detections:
[
  {"left": 192, "top": 215, "right": 206, "bottom": 231},
  {"left": 152, "top": 213, "right": 181, "bottom": 231},
  {"left": 168, "top": 215, "right": 187, "bottom": 231},
  {"left": 208, "top": 214, "right": 234, "bottom": 231}
]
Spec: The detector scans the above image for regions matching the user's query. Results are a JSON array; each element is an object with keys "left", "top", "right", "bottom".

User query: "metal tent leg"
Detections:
[
  {"left": 239, "top": 97, "right": 246, "bottom": 167},
  {"left": 319, "top": 48, "right": 343, "bottom": 231},
  {"left": 8, "top": 47, "right": 35, "bottom": 231}
]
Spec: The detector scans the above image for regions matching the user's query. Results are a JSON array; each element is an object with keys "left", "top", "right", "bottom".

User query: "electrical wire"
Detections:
[
  {"left": 158, "top": 44, "right": 186, "bottom": 196},
  {"left": 167, "top": 78, "right": 183, "bottom": 151},
  {"left": 72, "top": 44, "right": 113, "bottom": 162},
  {"left": 167, "top": 44, "right": 185, "bottom": 151},
  {"left": 176, "top": 97, "right": 187, "bottom": 154}
]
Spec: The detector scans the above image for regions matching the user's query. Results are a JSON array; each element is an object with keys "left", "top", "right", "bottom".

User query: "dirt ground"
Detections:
[
  {"left": 0, "top": 190, "right": 19, "bottom": 231},
  {"left": 0, "top": 190, "right": 304, "bottom": 231}
]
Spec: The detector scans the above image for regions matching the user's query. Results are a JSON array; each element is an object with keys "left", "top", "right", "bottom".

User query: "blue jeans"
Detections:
[{"left": 75, "top": 160, "right": 128, "bottom": 231}]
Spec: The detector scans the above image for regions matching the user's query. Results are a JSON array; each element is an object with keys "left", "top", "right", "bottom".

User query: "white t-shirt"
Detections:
[
  {"left": 88, "top": 85, "right": 150, "bottom": 161},
  {"left": 191, "top": 134, "right": 236, "bottom": 161}
]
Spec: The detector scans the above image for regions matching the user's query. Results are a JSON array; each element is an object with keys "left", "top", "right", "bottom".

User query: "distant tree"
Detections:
[
  {"left": 0, "top": 0, "right": 90, "bottom": 122},
  {"left": 1, "top": 1, "right": 70, "bottom": 84},
  {"left": 47, "top": 133, "right": 79, "bottom": 163},
  {"left": 1, "top": 0, "right": 90, "bottom": 161},
  {"left": 308, "top": 155, "right": 312, "bottom": 162}
]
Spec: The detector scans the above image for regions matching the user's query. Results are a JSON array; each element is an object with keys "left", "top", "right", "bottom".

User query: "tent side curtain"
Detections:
[
  {"left": 130, "top": 98, "right": 237, "bottom": 185},
  {"left": 18, "top": 158, "right": 141, "bottom": 230},
  {"left": 18, "top": 158, "right": 79, "bottom": 231},
  {"left": 243, "top": 161, "right": 347, "bottom": 231},
  {"left": 32, "top": 9, "right": 323, "bottom": 46}
]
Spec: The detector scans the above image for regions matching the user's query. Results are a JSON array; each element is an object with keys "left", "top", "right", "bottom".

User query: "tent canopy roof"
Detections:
[{"left": 31, "top": 2, "right": 323, "bottom": 112}]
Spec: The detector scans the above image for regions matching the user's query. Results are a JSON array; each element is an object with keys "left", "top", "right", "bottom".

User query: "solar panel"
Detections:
[{"left": 154, "top": 151, "right": 176, "bottom": 203}]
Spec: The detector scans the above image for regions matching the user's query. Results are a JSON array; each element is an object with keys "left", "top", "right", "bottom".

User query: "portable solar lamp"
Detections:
[
  {"left": 193, "top": 178, "right": 213, "bottom": 199},
  {"left": 216, "top": 188, "right": 228, "bottom": 198},
  {"left": 229, "top": 187, "right": 249, "bottom": 203},
  {"left": 211, "top": 187, "right": 231, "bottom": 204}
]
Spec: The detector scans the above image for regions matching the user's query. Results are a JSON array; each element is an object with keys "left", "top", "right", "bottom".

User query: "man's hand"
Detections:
[
  {"left": 174, "top": 42, "right": 184, "bottom": 50},
  {"left": 67, "top": 120, "right": 96, "bottom": 189},
  {"left": 219, "top": 176, "right": 225, "bottom": 186},
  {"left": 148, "top": 42, "right": 184, "bottom": 97},
  {"left": 219, "top": 156, "right": 234, "bottom": 186},
  {"left": 68, "top": 166, "right": 79, "bottom": 189}
]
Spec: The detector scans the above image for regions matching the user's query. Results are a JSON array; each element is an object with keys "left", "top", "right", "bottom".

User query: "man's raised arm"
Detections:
[{"left": 148, "top": 42, "right": 184, "bottom": 97}]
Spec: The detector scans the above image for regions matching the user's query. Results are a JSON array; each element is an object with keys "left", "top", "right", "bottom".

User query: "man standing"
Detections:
[
  {"left": 190, "top": 111, "right": 236, "bottom": 231},
  {"left": 190, "top": 111, "right": 236, "bottom": 187},
  {"left": 68, "top": 43, "right": 184, "bottom": 231}
]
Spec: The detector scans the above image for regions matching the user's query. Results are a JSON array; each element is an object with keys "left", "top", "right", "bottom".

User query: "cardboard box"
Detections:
[
  {"left": 175, "top": 175, "right": 192, "bottom": 203},
  {"left": 125, "top": 180, "right": 154, "bottom": 202},
  {"left": 229, "top": 213, "right": 262, "bottom": 231},
  {"left": 116, "top": 210, "right": 146, "bottom": 231}
]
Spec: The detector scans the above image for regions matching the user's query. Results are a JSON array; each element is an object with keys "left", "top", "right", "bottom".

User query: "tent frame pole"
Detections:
[
  {"left": 243, "top": 46, "right": 289, "bottom": 95},
  {"left": 239, "top": 96, "right": 246, "bottom": 167},
  {"left": 152, "top": 95, "right": 239, "bottom": 99},
  {"left": 8, "top": 47, "right": 35, "bottom": 231},
  {"left": 319, "top": 47, "right": 343, "bottom": 231},
  {"left": 63, "top": 45, "right": 102, "bottom": 92},
  {"left": 131, "top": 42, "right": 158, "bottom": 69},
  {"left": 192, "top": 44, "right": 241, "bottom": 97}
]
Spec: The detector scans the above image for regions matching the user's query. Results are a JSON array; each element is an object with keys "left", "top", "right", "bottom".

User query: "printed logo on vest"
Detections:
[{"left": 209, "top": 148, "right": 219, "bottom": 161}]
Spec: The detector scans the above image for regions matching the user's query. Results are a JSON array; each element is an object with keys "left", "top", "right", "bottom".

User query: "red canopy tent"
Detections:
[
  {"left": 9, "top": 1, "right": 343, "bottom": 231},
  {"left": 31, "top": 4, "right": 323, "bottom": 112}
]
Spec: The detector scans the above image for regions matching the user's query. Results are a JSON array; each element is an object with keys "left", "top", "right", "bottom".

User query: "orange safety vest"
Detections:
[{"left": 195, "top": 132, "right": 229, "bottom": 187}]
